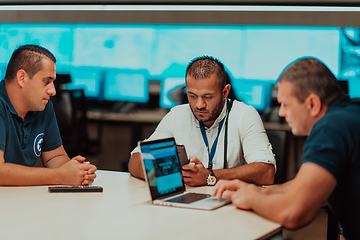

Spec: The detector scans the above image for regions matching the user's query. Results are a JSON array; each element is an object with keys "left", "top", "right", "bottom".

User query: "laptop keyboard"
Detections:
[{"left": 165, "top": 193, "right": 211, "bottom": 204}]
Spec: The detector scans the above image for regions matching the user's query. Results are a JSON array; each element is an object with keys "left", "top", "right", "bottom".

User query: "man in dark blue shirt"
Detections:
[
  {"left": 212, "top": 57, "right": 360, "bottom": 239},
  {"left": 0, "top": 44, "right": 97, "bottom": 186}
]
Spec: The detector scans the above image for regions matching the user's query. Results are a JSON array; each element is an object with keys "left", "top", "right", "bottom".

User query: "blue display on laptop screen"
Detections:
[
  {"left": 103, "top": 70, "right": 149, "bottom": 103},
  {"left": 141, "top": 140, "right": 183, "bottom": 196},
  {"left": 231, "top": 79, "right": 273, "bottom": 114}
]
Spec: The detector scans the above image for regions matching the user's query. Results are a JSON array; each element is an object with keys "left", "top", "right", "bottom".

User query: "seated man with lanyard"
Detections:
[
  {"left": 128, "top": 56, "right": 275, "bottom": 187},
  {"left": 0, "top": 44, "right": 97, "bottom": 186}
]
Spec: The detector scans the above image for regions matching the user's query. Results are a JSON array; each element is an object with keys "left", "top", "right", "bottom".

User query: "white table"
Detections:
[{"left": 0, "top": 170, "right": 281, "bottom": 240}]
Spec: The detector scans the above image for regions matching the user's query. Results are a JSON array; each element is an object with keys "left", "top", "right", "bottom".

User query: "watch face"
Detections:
[{"left": 207, "top": 176, "right": 216, "bottom": 186}]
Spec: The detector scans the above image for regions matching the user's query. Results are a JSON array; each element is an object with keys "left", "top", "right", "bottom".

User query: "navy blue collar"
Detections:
[
  {"left": 0, "top": 80, "right": 37, "bottom": 122},
  {"left": 0, "top": 80, "right": 18, "bottom": 116},
  {"left": 327, "top": 95, "right": 353, "bottom": 113}
]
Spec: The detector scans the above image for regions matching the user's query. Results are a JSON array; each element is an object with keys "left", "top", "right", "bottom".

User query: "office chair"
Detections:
[
  {"left": 324, "top": 205, "right": 341, "bottom": 240},
  {"left": 52, "top": 89, "right": 101, "bottom": 158},
  {"left": 266, "top": 129, "right": 288, "bottom": 184}
]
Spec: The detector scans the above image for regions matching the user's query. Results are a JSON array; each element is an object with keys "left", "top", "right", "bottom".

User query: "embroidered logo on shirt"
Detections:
[{"left": 33, "top": 133, "right": 44, "bottom": 157}]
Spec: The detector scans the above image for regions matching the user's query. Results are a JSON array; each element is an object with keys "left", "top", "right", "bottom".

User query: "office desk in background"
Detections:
[
  {"left": 87, "top": 108, "right": 292, "bottom": 150},
  {"left": 0, "top": 170, "right": 281, "bottom": 240},
  {"left": 87, "top": 108, "right": 168, "bottom": 149},
  {"left": 87, "top": 109, "right": 303, "bottom": 177}
]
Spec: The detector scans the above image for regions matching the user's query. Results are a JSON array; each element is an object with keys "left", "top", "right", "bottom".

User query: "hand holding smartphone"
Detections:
[{"left": 176, "top": 144, "right": 189, "bottom": 168}]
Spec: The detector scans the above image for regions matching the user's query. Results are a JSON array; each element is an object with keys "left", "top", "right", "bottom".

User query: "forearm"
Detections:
[
  {"left": 0, "top": 162, "right": 62, "bottom": 186},
  {"left": 41, "top": 146, "right": 70, "bottom": 168},
  {"left": 44, "top": 155, "right": 69, "bottom": 168},
  {"left": 236, "top": 165, "right": 332, "bottom": 230},
  {"left": 214, "top": 162, "right": 275, "bottom": 185},
  {"left": 128, "top": 153, "right": 145, "bottom": 179},
  {"left": 239, "top": 184, "right": 314, "bottom": 230},
  {"left": 259, "top": 179, "right": 294, "bottom": 194}
]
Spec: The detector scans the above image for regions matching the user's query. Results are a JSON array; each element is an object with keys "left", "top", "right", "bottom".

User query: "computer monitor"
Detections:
[
  {"left": 231, "top": 79, "right": 273, "bottom": 114},
  {"left": 0, "top": 65, "right": 5, "bottom": 80},
  {"left": 0, "top": 23, "right": 73, "bottom": 66},
  {"left": 64, "top": 67, "right": 103, "bottom": 101},
  {"left": 159, "top": 77, "right": 186, "bottom": 109},
  {"left": 338, "top": 80, "right": 349, "bottom": 95},
  {"left": 348, "top": 78, "right": 360, "bottom": 99},
  {"left": 238, "top": 26, "right": 340, "bottom": 82},
  {"left": 72, "top": 24, "right": 154, "bottom": 71},
  {"left": 103, "top": 69, "right": 149, "bottom": 103},
  {"left": 153, "top": 25, "right": 242, "bottom": 78}
]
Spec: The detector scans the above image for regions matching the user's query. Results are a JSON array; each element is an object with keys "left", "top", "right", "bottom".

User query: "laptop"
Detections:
[{"left": 139, "top": 137, "right": 231, "bottom": 210}]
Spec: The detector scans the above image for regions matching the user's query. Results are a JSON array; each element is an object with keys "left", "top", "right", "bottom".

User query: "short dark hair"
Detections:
[
  {"left": 4, "top": 44, "right": 56, "bottom": 83},
  {"left": 277, "top": 57, "right": 344, "bottom": 106},
  {"left": 185, "top": 56, "right": 226, "bottom": 89}
]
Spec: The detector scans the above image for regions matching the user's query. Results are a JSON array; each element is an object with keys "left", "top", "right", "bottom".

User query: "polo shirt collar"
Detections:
[
  {"left": 191, "top": 98, "right": 229, "bottom": 129},
  {"left": 327, "top": 95, "right": 351, "bottom": 113},
  {"left": 0, "top": 80, "right": 37, "bottom": 122},
  {"left": 0, "top": 80, "right": 18, "bottom": 116}
]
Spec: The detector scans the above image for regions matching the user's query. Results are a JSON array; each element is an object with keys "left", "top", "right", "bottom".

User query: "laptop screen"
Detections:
[{"left": 140, "top": 138, "right": 185, "bottom": 200}]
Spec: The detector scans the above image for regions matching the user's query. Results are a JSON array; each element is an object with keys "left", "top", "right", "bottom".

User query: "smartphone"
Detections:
[{"left": 176, "top": 144, "right": 189, "bottom": 168}]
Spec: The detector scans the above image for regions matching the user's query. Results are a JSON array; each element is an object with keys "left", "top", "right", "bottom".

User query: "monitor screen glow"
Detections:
[
  {"left": 72, "top": 24, "right": 154, "bottom": 70},
  {"left": 231, "top": 79, "right": 273, "bottom": 113},
  {"left": 348, "top": 79, "right": 360, "bottom": 99},
  {"left": 103, "top": 70, "right": 149, "bottom": 103},
  {"left": 0, "top": 23, "right": 73, "bottom": 65},
  {"left": 238, "top": 26, "right": 340, "bottom": 83},
  {"left": 159, "top": 77, "right": 186, "bottom": 109},
  {"left": 64, "top": 68, "right": 103, "bottom": 100},
  {"left": 0, "top": 65, "right": 5, "bottom": 80}
]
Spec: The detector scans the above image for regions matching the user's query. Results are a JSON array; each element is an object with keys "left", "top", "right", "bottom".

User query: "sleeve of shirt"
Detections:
[
  {"left": 42, "top": 101, "right": 63, "bottom": 152},
  {"left": 0, "top": 106, "right": 7, "bottom": 152},
  {"left": 238, "top": 106, "right": 276, "bottom": 166},
  {"left": 130, "top": 110, "right": 174, "bottom": 155},
  {"left": 302, "top": 122, "right": 347, "bottom": 181}
]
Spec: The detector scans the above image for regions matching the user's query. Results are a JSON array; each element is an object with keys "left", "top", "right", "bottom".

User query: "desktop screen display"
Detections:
[
  {"left": 348, "top": 79, "right": 360, "bottom": 99},
  {"left": 160, "top": 77, "right": 186, "bottom": 109},
  {"left": 153, "top": 25, "right": 242, "bottom": 79},
  {"left": 341, "top": 28, "right": 360, "bottom": 99},
  {"left": 64, "top": 68, "right": 103, "bottom": 100},
  {"left": 0, "top": 23, "right": 73, "bottom": 66},
  {"left": 238, "top": 26, "right": 340, "bottom": 82},
  {"left": 0, "top": 23, "right": 349, "bottom": 107},
  {"left": 231, "top": 79, "right": 273, "bottom": 114},
  {"left": 0, "top": 65, "right": 5, "bottom": 80},
  {"left": 72, "top": 24, "right": 154, "bottom": 70},
  {"left": 103, "top": 70, "right": 149, "bottom": 103}
]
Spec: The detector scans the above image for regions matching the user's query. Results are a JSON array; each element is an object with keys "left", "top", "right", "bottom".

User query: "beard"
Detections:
[{"left": 191, "top": 98, "right": 225, "bottom": 126}]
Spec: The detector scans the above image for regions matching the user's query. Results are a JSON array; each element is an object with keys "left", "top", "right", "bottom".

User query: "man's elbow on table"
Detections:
[
  {"left": 128, "top": 153, "right": 145, "bottom": 180},
  {"left": 279, "top": 206, "right": 318, "bottom": 231}
]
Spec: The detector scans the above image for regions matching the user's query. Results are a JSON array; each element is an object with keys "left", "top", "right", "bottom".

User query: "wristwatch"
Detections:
[{"left": 206, "top": 168, "right": 217, "bottom": 186}]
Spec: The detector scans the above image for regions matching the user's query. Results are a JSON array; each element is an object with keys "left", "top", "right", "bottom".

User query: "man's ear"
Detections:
[
  {"left": 16, "top": 69, "right": 26, "bottom": 88},
  {"left": 306, "top": 93, "right": 322, "bottom": 117},
  {"left": 222, "top": 84, "right": 231, "bottom": 100}
]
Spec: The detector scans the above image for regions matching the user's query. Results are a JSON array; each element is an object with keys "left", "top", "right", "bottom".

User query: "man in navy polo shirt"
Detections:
[
  {"left": 213, "top": 57, "right": 360, "bottom": 239},
  {"left": 0, "top": 44, "right": 97, "bottom": 186}
]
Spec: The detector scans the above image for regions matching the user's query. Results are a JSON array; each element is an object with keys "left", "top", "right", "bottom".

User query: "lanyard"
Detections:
[
  {"left": 199, "top": 119, "right": 224, "bottom": 170},
  {"left": 199, "top": 100, "right": 229, "bottom": 170}
]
